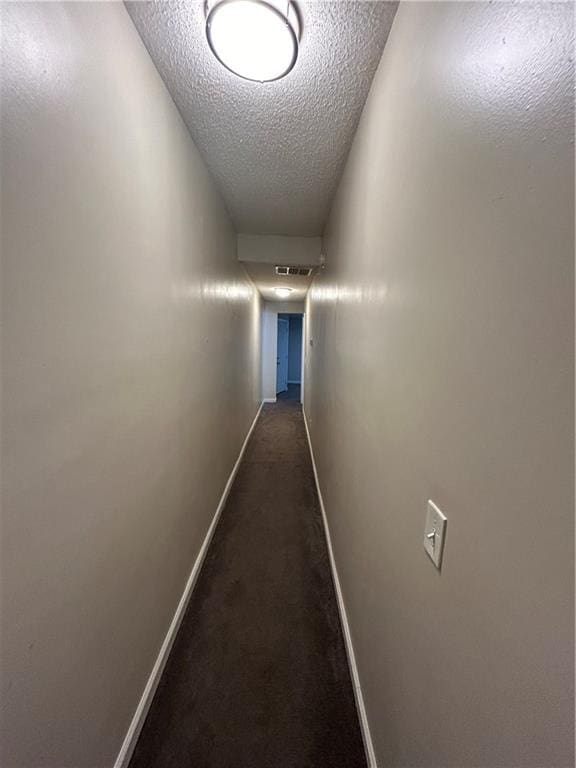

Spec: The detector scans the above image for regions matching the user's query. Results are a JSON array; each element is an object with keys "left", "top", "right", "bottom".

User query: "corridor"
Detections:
[
  {"left": 1, "top": 2, "right": 574, "bottom": 767},
  {"left": 129, "top": 402, "right": 365, "bottom": 768}
]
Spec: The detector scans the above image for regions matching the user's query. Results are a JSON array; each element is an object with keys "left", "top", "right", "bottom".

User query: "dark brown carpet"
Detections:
[
  {"left": 277, "top": 383, "right": 301, "bottom": 401},
  {"left": 129, "top": 401, "right": 366, "bottom": 768}
]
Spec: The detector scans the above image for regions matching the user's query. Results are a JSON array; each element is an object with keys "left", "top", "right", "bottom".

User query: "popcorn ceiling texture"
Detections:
[{"left": 126, "top": 1, "right": 398, "bottom": 236}]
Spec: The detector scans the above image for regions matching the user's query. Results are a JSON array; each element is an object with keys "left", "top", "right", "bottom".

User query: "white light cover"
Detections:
[
  {"left": 274, "top": 287, "right": 292, "bottom": 298},
  {"left": 207, "top": 0, "right": 298, "bottom": 82}
]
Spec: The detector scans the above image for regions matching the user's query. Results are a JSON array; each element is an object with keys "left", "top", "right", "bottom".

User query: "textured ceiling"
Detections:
[{"left": 126, "top": 1, "right": 398, "bottom": 236}]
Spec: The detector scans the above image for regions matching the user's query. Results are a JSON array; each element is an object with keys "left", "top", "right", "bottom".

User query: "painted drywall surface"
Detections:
[
  {"left": 0, "top": 4, "right": 260, "bottom": 767},
  {"left": 261, "top": 302, "right": 305, "bottom": 400},
  {"left": 238, "top": 234, "right": 322, "bottom": 266},
  {"left": 264, "top": 301, "right": 305, "bottom": 314},
  {"left": 261, "top": 305, "right": 279, "bottom": 400},
  {"left": 305, "top": 3, "right": 574, "bottom": 766}
]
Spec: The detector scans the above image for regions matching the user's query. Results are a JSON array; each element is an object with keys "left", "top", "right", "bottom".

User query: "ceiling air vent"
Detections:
[{"left": 275, "top": 266, "right": 313, "bottom": 277}]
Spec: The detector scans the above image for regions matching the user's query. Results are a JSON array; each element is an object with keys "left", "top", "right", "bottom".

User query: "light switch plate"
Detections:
[{"left": 423, "top": 499, "right": 447, "bottom": 569}]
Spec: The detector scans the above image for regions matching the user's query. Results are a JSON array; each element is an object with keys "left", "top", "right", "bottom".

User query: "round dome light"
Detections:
[{"left": 206, "top": 0, "right": 300, "bottom": 83}]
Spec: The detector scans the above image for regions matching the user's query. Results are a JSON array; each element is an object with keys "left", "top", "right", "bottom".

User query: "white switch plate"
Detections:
[{"left": 423, "top": 499, "right": 447, "bottom": 569}]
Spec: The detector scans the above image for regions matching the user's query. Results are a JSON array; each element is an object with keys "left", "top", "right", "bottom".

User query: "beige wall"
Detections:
[
  {"left": 238, "top": 234, "right": 322, "bottom": 266},
  {"left": 304, "top": 2, "right": 574, "bottom": 766},
  {"left": 0, "top": 3, "right": 261, "bottom": 766}
]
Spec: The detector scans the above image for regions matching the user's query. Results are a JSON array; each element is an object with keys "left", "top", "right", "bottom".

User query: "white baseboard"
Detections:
[
  {"left": 114, "top": 400, "right": 265, "bottom": 768},
  {"left": 263, "top": 397, "right": 277, "bottom": 403},
  {"left": 302, "top": 409, "right": 378, "bottom": 768}
]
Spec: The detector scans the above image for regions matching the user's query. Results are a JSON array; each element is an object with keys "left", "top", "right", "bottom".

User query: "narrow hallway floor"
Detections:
[
  {"left": 277, "top": 383, "right": 301, "bottom": 401},
  {"left": 129, "top": 401, "right": 366, "bottom": 768}
]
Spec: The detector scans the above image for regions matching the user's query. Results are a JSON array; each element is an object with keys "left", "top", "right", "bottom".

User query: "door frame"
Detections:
[
  {"left": 276, "top": 317, "right": 289, "bottom": 394},
  {"left": 261, "top": 305, "right": 305, "bottom": 404},
  {"left": 300, "top": 312, "right": 306, "bottom": 405}
]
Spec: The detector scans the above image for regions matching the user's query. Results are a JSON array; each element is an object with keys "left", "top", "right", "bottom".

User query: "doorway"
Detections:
[{"left": 276, "top": 313, "right": 303, "bottom": 401}]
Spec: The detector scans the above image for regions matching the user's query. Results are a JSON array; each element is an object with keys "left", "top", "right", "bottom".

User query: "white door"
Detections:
[{"left": 276, "top": 318, "right": 289, "bottom": 394}]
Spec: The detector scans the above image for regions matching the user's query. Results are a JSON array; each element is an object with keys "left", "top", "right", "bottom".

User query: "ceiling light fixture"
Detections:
[
  {"left": 274, "top": 287, "right": 292, "bottom": 298},
  {"left": 206, "top": 0, "right": 300, "bottom": 83}
]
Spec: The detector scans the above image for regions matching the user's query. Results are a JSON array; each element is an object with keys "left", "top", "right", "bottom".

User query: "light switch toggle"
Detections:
[{"left": 423, "top": 500, "right": 447, "bottom": 569}]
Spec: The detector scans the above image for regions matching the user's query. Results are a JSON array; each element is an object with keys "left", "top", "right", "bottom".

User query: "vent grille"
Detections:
[{"left": 275, "top": 265, "right": 313, "bottom": 276}]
